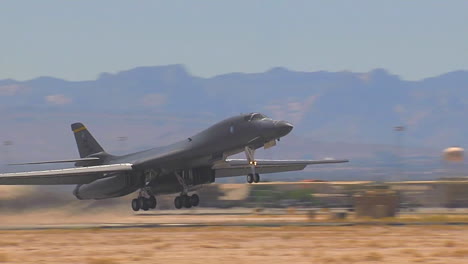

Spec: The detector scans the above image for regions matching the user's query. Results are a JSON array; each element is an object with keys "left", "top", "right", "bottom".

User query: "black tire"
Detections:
[
  {"left": 183, "top": 195, "right": 192, "bottom": 208},
  {"left": 190, "top": 194, "right": 200, "bottom": 207},
  {"left": 139, "top": 197, "right": 149, "bottom": 211},
  {"left": 247, "top": 174, "right": 254, "bottom": 184},
  {"left": 174, "top": 196, "right": 182, "bottom": 209},
  {"left": 131, "top": 198, "right": 140, "bottom": 211},
  {"left": 148, "top": 196, "right": 157, "bottom": 209},
  {"left": 254, "top": 173, "right": 260, "bottom": 183}
]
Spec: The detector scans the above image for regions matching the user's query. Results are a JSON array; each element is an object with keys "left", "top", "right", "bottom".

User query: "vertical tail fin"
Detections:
[{"left": 71, "top": 123, "right": 104, "bottom": 158}]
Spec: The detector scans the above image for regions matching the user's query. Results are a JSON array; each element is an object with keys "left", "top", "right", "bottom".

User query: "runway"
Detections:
[
  {"left": 2, "top": 207, "right": 468, "bottom": 231},
  {"left": 2, "top": 220, "right": 468, "bottom": 231}
]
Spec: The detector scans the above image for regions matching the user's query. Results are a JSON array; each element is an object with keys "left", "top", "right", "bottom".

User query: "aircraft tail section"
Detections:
[{"left": 71, "top": 123, "right": 105, "bottom": 158}]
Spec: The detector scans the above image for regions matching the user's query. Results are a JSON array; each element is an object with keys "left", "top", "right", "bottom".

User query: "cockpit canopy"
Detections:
[{"left": 243, "top": 113, "right": 270, "bottom": 122}]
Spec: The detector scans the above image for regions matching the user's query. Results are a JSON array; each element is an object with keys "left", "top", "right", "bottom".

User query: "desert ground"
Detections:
[
  {"left": 2, "top": 187, "right": 468, "bottom": 263},
  {"left": 0, "top": 226, "right": 467, "bottom": 264}
]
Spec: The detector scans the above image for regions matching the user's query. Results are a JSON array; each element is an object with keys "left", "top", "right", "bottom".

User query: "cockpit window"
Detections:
[
  {"left": 250, "top": 113, "right": 265, "bottom": 121},
  {"left": 244, "top": 113, "right": 270, "bottom": 122}
]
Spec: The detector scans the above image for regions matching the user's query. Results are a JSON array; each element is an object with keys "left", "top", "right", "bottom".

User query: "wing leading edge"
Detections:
[
  {"left": 0, "top": 163, "right": 133, "bottom": 185},
  {"left": 8, "top": 157, "right": 101, "bottom": 165},
  {"left": 214, "top": 159, "right": 348, "bottom": 178}
]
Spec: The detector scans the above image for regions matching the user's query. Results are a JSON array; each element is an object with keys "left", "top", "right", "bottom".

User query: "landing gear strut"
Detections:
[
  {"left": 132, "top": 170, "right": 159, "bottom": 212},
  {"left": 173, "top": 170, "right": 201, "bottom": 209}
]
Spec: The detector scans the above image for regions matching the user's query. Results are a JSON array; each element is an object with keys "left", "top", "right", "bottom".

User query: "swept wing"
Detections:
[
  {"left": 214, "top": 159, "right": 348, "bottom": 178},
  {"left": 8, "top": 157, "right": 100, "bottom": 165},
  {"left": 0, "top": 163, "right": 133, "bottom": 185}
]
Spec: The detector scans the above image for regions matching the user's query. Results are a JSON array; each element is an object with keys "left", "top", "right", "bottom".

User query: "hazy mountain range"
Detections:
[{"left": 1, "top": 65, "right": 468, "bottom": 180}]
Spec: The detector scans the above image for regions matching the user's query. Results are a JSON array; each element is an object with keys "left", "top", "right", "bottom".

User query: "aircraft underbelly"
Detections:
[{"left": 148, "top": 166, "right": 215, "bottom": 195}]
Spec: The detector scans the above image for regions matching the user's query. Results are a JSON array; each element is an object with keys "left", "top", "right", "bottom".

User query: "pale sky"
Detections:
[{"left": 1, "top": 0, "right": 468, "bottom": 81}]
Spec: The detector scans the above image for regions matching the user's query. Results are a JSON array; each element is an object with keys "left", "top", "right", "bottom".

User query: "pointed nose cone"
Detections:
[{"left": 276, "top": 121, "right": 294, "bottom": 137}]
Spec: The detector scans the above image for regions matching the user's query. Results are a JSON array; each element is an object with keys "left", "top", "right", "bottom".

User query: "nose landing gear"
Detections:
[
  {"left": 249, "top": 173, "right": 260, "bottom": 183},
  {"left": 245, "top": 147, "right": 261, "bottom": 184},
  {"left": 246, "top": 173, "right": 260, "bottom": 184}
]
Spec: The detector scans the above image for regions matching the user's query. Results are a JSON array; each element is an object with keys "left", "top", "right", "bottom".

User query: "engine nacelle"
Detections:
[
  {"left": 74, "top": 167, "right": 216, "bottom": 199},
  {"left": 74, "top": 172, "right": 142, "bottom": 200}
]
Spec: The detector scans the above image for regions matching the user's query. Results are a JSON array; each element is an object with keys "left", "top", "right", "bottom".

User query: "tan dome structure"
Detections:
[{"left": 443, "top": 147, "right": 464, "bottom": 162}]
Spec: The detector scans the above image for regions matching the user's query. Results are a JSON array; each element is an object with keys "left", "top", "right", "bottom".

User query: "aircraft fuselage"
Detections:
[{"left": 73, "top": 113, "right": 293, "bottom": 200}]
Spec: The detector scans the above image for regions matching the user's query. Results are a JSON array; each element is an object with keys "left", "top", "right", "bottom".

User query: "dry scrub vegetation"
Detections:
[{"left": 0, "top": 226, "right": 467, "bottom": 264}]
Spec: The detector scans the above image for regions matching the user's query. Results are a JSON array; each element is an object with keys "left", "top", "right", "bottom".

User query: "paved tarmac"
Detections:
[
  {"left": 2, "top": 220, "right": 468, "bottom": 231},
  {"left": 1, "top": 207, "right": 468, "bottom": 231}
]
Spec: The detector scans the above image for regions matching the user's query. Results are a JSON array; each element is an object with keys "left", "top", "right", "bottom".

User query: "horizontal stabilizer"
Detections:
[{"left": 9, "top": 157, "right": 101, "bottom": 165}]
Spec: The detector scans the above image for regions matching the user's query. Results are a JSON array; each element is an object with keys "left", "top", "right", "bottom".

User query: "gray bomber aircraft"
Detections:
[{"left": 0, "top": 113, "right": 348, "bottom": 211}]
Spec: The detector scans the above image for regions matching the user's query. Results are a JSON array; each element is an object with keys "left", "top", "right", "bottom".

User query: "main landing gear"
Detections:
[
  {"left": 132, "top": 187, "right": 157, "bottom": 212},
  {"left": 174, "top": 194, "right": 200, "bottom": 209},
  {"left": 172, "top": 170, "right": 201, "bottom": 209},
  {"left": 131, "top": 195, "right": 157, "bottom": 211}
]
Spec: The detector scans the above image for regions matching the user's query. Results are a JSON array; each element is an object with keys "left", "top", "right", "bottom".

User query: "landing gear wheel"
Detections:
[
  {"left": 131, "top": 198, "right": 140, "bottom": 211},
  {"left": 247, "top": 173, "right": 254, "bottom": 184},
  {"left": 190, "top": 194, "right": 200, "bottom": 207},
  {"left": 253, "top": 173, "right": 260, "bottom": 183},
  {"left": 148, "top": 196, "right": 157, "bottom": 209},
  {"left": 139, "top": 197, "right": 149, "bottom": 211},
  {"left": 174, "top": 196, "right": 182, "bottom": 209},
  {"left": 182, "top": 195, "right": 192, "bottom": 208}
]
